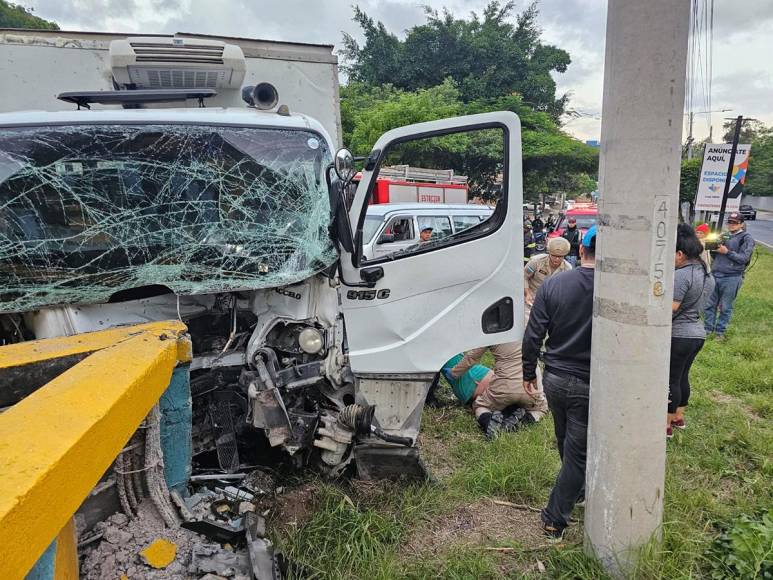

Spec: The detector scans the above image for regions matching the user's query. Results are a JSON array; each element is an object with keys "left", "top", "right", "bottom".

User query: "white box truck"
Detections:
[{"left": 0, "top": 29, "right": 524, "bottom": 482}]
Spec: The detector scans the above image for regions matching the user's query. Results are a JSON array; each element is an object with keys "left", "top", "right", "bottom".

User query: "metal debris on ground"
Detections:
[
  {"left": 80, "top": 466, "right": 285, "bottom": 578},
  {"left": 179, "top": 486, "right": 251, "bottom": 544},
  {"left": 245, "top": 512, "right": 281, "bottom": 580},
  {"left": 240, "top": 469, "right": 277, "bottom": 496},
  {"left": 190, "top": 543, "right": 251, "bottom": 579}
]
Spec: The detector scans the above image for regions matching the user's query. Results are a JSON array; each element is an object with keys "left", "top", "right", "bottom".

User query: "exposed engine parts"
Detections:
[
  {"left": 313, "top": 404, "right": 413, "bottom": 466},
  {"left": 5, "top": 284, "right": 421, "bottom": 484},
  {"left": 181, "top": 288, "right": 415, "bottom": 478},
  {"left": 168, "top": 285, "right": 378, "bottom": 479},
  {"left": 314, "top": 413, "right": 356, "bottom": 465}
]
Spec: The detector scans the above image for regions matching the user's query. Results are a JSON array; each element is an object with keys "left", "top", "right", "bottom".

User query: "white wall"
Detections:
[
  {"left": 0, "top": 31, "right": 342, "bottom": 146},
  {"left": 742, "top": 195, "right": 773, "bottom": 211}
]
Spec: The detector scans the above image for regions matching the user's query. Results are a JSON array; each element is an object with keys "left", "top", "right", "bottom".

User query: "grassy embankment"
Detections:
[{"left": 273, "top": 249, "right": 772, "bottom": 579}]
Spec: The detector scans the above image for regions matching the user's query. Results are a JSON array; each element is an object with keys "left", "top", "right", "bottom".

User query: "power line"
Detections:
[
  {"left": 685, "top": 0, "right": 715, "bottom": 145},
  {"left": 708, "top": 0, "right": 715, "bottom": 133}
]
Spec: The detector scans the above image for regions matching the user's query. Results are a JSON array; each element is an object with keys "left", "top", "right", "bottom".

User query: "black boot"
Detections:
[{"left": 425, "top": 372, "right": 445, "bottom": 408}]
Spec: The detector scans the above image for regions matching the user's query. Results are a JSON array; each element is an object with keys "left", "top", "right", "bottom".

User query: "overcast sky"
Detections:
[{"left": 27, "top": 0, "right": 773, "bottom": 142}]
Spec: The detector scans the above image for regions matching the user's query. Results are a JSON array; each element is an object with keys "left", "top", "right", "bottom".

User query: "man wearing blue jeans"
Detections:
[
  {"left": 703, "top": 213, "right": 755, "bottom": 340},
  {"left": 523, "top": 226, "right": 597, "bottom": 539}
]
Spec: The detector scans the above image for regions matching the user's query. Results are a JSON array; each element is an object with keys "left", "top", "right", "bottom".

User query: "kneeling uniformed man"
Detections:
[{"left": 442, "top": 344, "right": 548, "bottom": 438}]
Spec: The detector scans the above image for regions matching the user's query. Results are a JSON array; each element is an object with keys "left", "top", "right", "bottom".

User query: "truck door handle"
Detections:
[
  {"left": 481, "top": 297, "right": 514, "bottom": 334},
  {"left": 360, "top": 266, "right": 384, "bottom": 287}
]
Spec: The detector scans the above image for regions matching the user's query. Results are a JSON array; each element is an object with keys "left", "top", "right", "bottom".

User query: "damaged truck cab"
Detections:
[{"left": 0, "top": 34, "right": 524, "bottom": 483}]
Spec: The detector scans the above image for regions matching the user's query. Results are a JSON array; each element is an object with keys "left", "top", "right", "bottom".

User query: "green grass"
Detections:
[
  {"left": 449, "top": 417, "right": 559, "bottom": 504},
  {"left": 274, "top": 249, "right": 773, "bottom": 579}
]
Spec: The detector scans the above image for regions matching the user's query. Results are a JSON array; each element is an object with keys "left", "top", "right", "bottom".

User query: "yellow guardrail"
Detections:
[{"left": 0, "top": 321, "right": 191, "bottom": 579}]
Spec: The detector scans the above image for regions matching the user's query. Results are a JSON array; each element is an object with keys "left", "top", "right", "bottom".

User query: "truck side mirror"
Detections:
[
  {"left": 377, "top": 233, "right": 395, "bottom": 245},
  {"left": 334, "top": 149, "right": 356, "bottom": 184}
]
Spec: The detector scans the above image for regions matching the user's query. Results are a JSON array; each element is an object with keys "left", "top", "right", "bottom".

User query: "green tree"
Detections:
[
  {"left": 746, "top": 127, "right": 773, "bottom": 197},
  {"left": 679, "top": 157, "right": 702, "bottom": 218},
  {"left": 340, "top": 79, "right": 598, "bottom": 198},
  {"left": 342, "top": 80, "right": 462, "bottom": 154},
  {"left": 0, "top": 1, "right": 58, "bottom": 29},
  {"left": 721, "top": 119, "right": 764, "bottom": 144},
  {"left": 341, "top": 1, "right": 570, "bottom": 118}
]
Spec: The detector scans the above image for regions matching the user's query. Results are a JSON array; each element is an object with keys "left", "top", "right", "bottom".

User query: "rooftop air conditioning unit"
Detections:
[{"left": 110, "top": 37, "right": 246, "bottom": 90}]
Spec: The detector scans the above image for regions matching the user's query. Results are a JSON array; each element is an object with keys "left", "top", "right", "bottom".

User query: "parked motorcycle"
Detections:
[{"left": 533, "top": 230, "right": 547, "bottom": 253}]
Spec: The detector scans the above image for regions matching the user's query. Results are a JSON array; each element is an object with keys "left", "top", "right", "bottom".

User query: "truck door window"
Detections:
[
  {"left": 384, "top": 216, "right": 414, "bottom": 241},
  {"left": 453, "top": 215, "right": 485, "bottom": 233},
  {"left": 417, "top": 216, "right": 452, "bottom": 241},
  {"left": 357, "top": 126, "right": 505, "bottom": 263}
]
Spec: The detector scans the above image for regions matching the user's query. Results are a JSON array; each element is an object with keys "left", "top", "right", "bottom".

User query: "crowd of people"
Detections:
[{"left": 434, "top": 209, "right": 756, "bottom": 539}]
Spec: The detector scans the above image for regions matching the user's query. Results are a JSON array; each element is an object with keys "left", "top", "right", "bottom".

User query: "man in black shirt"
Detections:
[
  {"left": 523, "top": 225, "right": 597, "bottom": 539},
  {"left": 561, "top": 216, "right": 582, "bottom": 268}
]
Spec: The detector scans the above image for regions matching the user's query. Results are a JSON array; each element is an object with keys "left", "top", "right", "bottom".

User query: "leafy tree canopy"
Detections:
[
  {"left": 721, "top": 118, "right": 764, "bottom": 144},
  {"left": 680, "top": 157, "right": 702, "bottom": 204},
  {"left": 0, "top": 1, "right": 58, "bottom": 30},
  {"left": 746, "top": 127, "right": 773, "bottom": 197},
  {"left": 341, "top": 1, "right": 570, "bottom": 118},
  {"left": 341, "top": 79, "right": 598, "bottom": 199}
]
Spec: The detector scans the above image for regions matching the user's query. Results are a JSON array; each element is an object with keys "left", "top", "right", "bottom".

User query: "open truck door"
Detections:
[{"left": 337, "top": 112, "right": 523, "bottom": 478}]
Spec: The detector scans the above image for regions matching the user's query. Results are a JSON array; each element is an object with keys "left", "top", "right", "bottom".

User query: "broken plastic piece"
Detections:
[
  {"left": 181, "top": 519, "right": 244, "bottom": 545},
  {"left": 191, "top": 543, "right": 251, "bottom": 578},
  {"left": 245, "top": 512, "right": 281, "bottom": 580},
  {"left": 139, "top": 538, "right": 177, "bottom": 569},
  {"left": 238, "top": 501, "right": 256, "bottom": 515}
]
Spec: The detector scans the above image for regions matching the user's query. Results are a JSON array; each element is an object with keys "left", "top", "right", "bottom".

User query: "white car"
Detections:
[{"left": 362, "top": 203, "right": 494, "bottom": 260}]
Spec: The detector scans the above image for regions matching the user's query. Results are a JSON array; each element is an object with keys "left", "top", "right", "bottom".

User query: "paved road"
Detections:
[{"left": 745, "top": 211, "right": 773, "bottom": 250}]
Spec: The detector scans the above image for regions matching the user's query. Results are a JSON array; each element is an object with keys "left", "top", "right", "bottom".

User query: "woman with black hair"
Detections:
[{"left": 668, "top": 224, "right": 715, "bottom": 438}]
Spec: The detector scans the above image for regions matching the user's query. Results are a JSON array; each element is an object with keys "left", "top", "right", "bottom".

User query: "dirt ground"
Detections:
[
  {"left": 261, "top": 481, "right": 320, "bottom": 532},
  {"left": 402, "top": 499, "right": 546, "bottom": 557}
]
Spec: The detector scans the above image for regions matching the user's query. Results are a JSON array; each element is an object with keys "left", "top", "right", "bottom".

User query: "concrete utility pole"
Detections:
[{"left": 585, "top": 0, "right": 690, "bottom": 576}]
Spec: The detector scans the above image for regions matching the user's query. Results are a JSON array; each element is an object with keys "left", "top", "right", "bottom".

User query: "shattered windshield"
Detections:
[{"left": 0, "top": 124, "right": 336, "bottom": 313}]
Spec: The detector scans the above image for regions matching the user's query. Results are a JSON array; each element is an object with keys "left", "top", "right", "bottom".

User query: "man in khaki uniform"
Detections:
[
  {"left": 524, "top": 237, "right": 572, "bottom": 318},
  {"left": 450, "top": 341, "right": 548, "bottom": 423}
]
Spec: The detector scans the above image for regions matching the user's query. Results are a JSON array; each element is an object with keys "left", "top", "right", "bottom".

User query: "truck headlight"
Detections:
[{"left": 298, "top": 328, "right": 324, "bottom": 354}]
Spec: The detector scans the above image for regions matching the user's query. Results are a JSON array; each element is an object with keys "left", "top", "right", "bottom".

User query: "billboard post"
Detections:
[{"left": 717, "top": 116, "right": 743, "bottom": 230}]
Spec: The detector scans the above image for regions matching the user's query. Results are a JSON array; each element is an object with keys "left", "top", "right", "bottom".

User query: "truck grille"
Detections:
[
  {"left": 129, "top": 41, "right": 225, "bottom": 65},
  {"left": 145, "top": 69, "right": 221, "bottom": 89}
]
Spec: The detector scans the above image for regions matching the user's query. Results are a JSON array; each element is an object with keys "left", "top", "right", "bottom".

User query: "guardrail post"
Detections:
[{"left": 0, "top": 321, "right": 191, "bottom": 578}]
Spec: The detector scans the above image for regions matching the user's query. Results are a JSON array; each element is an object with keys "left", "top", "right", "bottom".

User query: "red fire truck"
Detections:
[{"left": 354, "top": 165, "right": 469, "bottom": 205}]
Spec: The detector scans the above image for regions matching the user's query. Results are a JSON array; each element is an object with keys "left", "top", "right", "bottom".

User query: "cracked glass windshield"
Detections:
[{"left": 0, "top": 124, "right": 336, "bottom": 313}]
